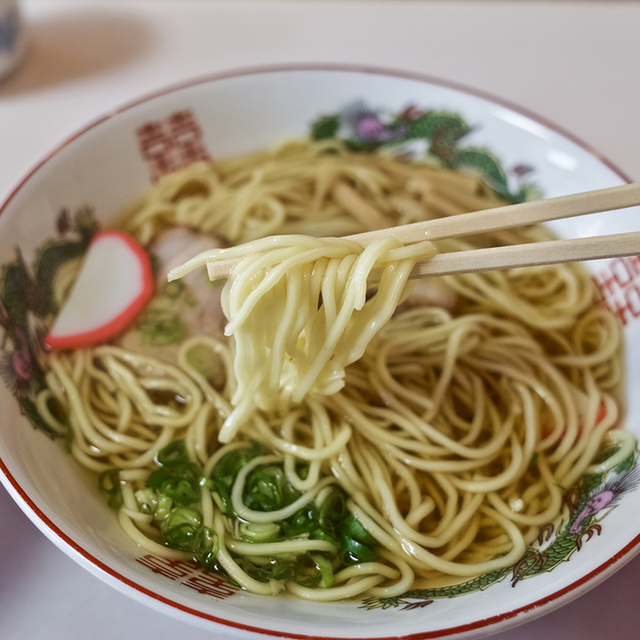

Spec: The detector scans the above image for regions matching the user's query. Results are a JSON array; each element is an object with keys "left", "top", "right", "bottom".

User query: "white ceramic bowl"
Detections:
[{"left": 1, "top": 65, "right": 639, "bottom": 639}]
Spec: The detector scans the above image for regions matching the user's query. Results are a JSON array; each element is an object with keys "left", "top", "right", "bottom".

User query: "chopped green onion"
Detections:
[
  {"left": 343, "top": 536, "right": 377, "bottom": 564},
  {"left": 156, "top": 439, "right": 190, "bottom": 467},
  {"left": 160, "top": 506, "right": 219, "bottom": 567},
  {"left": 135, "top": 439, "right": 381, "bottom": 579},
  {"left": 185, "top": 345, "right": 228, "bottom": 391},
  {"left": 240, "top": 522, "right": 281, "bottom": 542},
  {"left": 146, "top": 444, "right": 202, "bottom": 506},
  {"left": 295, "top": 553, "right": 335, "bottom": 588},
  {"left": 343, "top": 513, "right": 377, "bottom": 545},
  {"left": 99, "top": 468, "right": 120, "bottom": 494},
  {"left": 244, "top": 465, "right": 301, "bottom": 512},
  {"left": 155, "top": 495, "right": 173, "bottom": 520},
  {"left": 134, "top": 488, "right": 157, "bottom": 515},
  {"left": 98, "top": 468, "right": 123, "bottom": 510},
  {"left": 317, "top": 487, "right": 347, "bottom": 532},
  {"left": 159, "top": 477, "right": 201, "bottom": 505},
  {"left": 237, "top": 556, "right": 296, "bottom": 582},
  {"left": 210, "top": 442, "right": 263, "bottom": 515},
  {"left": 310, "top": 553, "right": 334, "bottom": 588},
  {"left": 162, "top": 505, "right": 202, "bottom": 530},
  {"left": 281, "top": 505, "right": 318, "bottom": 537}
]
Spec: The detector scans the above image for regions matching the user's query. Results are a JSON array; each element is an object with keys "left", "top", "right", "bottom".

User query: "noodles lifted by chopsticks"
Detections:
[{"left": 169, "top": 234, "right": 436, "bottom": 441}]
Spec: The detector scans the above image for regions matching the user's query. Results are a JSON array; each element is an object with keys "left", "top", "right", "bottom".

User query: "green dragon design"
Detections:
[
  {"left": 362, "top": 449, "right": 639, "bottom": 610},
  {"left": 310, "top": 101, "right": 541, "bottom": 203},
  {"left": 0, "top": 206, "right": 99, "bottom": 438}
]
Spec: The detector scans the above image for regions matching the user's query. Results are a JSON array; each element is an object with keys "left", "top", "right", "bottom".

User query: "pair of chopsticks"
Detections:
[{"left": 205, "top": 183, "right": 640, "bottom": 281}]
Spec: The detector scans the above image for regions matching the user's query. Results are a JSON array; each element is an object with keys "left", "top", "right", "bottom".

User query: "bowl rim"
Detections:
[{"left": 0, "top": 61, "right": 636, "bottom": 640}]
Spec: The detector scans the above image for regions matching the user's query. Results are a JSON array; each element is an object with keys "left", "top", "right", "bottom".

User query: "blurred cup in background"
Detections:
[{"left": 0, "top": 0, "right": 25, "bottom": 82}]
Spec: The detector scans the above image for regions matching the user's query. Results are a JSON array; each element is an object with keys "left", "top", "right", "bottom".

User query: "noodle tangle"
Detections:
[{"left": 37, "top": 139, "right": 632, "bottom": 601}]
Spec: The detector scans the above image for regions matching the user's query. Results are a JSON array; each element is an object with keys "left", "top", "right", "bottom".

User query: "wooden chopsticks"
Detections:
[
  {"left": 410, "top": 230, "right": 640, "bottom": 278},
  {"left": 345, "top": 182, "right": 640, "bottom": 246},
  {"left": 203, "top": 182, "right": 640, "bottom": 281}
]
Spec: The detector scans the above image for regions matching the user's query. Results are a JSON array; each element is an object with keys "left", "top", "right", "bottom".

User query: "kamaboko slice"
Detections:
[{"left": 46, "top": 231, "right": 153, "bottom": 349}]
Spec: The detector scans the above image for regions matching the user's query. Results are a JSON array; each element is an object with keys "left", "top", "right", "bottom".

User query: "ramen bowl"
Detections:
[{"left": 0, "top": 65, "right": 639, "bottom": 639}]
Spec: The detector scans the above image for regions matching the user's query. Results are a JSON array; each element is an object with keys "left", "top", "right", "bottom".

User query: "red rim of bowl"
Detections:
[{"left": 0, "top": 62, "right": 636, "bottom": 640}]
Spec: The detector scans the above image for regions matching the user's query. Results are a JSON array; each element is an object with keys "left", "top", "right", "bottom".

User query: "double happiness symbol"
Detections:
[{"left": 137, "top": 110, "right": 211, "bottom": 183}]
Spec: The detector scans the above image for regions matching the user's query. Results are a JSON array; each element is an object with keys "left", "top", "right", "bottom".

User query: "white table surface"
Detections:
[{"left": 1, "top": 1, "right": 640, "bottom": 638}]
